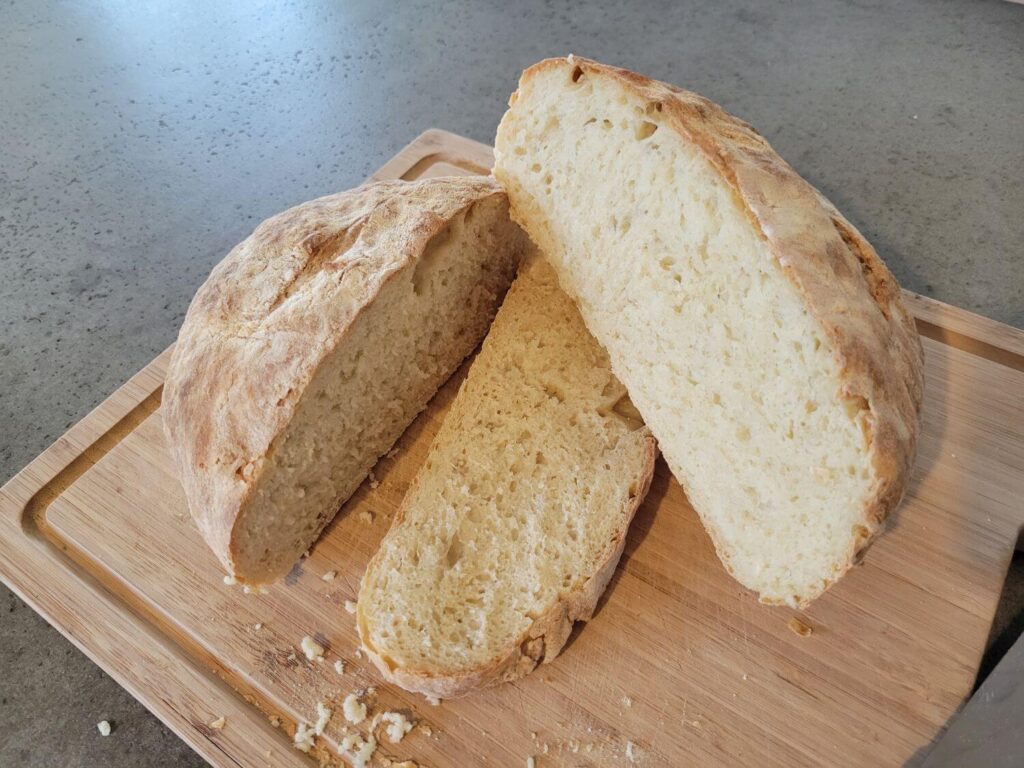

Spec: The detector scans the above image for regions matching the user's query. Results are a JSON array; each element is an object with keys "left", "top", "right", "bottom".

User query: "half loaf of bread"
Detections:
[
  {"left": 357, "top": 254, "right": 656, "bottom": 698},
  {"left": 494, "top": 56, "right": 923, "bottom": 607},
  {"left": 163, "top": 177, "right": 525, "bottom": 583}
]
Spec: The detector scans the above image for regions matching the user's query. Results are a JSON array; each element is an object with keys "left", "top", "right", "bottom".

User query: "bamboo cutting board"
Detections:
[{"left": 2, "top": 130, "right": 1024, "bottom": 768}]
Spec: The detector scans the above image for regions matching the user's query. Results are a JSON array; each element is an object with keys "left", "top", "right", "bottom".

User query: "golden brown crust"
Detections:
[
  {"left": 162, "top": 177, "right": 508, "bottom": 579},
  {"left": 503, "top": 56, "right": 923, "bottom": 607},
  {"left": 358, "top": 435, "right": 657, "bottom": 699}
]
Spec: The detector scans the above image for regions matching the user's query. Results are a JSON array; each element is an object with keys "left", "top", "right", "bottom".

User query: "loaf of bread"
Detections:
[
  {"left": 163, "top": 177, "right": 526, "bottom": 583},
  {"left": 357, "top": 254, "right": 656, "bottom": 698},
  {"left": 494, "top": 56, "right": 923, "bottom": 607}
]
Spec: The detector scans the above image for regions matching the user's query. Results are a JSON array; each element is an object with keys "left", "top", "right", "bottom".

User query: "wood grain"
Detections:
[{"left": 2, "top": 130, "right": 1024, "bottom": 768}]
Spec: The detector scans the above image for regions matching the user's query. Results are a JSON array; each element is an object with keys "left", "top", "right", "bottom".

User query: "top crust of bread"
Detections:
[
  {"left": 496, "top": 56, "right": 923, "bottom": 606},
  {"left": 163, "top": 177, "right": 510, "bottom": 578}
]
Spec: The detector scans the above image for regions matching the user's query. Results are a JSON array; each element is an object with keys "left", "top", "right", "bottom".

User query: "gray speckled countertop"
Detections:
[{"left": 1, "top": 0, "right": 1022, "bottom": 765}]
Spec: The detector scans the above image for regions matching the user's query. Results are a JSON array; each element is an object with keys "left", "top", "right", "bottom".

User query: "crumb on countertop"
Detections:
[
  {"left": 321, "top": 570, "right": 337, "bottom": 582},
  {"left": 334, "top": 659, "right": 345, "bottom": 675},
  {"left": 358, "top": 510, "right": 375, "bottom": 524},
  {"left": 222, "top": 575, "right": 237, "bottom": 586},
  {"left": 97, "top": 720, "right": 111, "bottom": 736},
  {"left": 209, "top": 716, "right": 226, "bottom": 730},
  {"left": 345, "top": 599, "right": 358, "bottom": 614}
]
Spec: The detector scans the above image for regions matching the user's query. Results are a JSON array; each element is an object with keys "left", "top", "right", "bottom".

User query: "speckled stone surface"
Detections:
[{"left": 1, "top": 0, "right": 1022, "bottom": 765}]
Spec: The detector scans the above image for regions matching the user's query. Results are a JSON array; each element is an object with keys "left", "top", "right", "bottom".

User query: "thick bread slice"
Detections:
[
  {"left": 357, "top": 255, "right": 656, "bottom": 698},
  {"left": 494, "top": 56, "right": 923, "bottom": 607},
  {"left": 163, "top": 177, "right": 525, "bottom": 583}
]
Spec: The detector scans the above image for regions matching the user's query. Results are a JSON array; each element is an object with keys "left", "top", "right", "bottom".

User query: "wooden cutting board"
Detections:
[{"left": 2, "top": 130, "right": 1023, "bottom": 768}]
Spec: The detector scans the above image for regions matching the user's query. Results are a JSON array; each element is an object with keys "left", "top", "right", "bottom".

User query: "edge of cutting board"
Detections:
[{"left": 1, "top": 129, "right": 1023, "bottom": 768}]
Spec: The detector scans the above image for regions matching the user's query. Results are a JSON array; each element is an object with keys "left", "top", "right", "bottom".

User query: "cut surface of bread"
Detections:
[
  {"left": 357, "top": 254, "right": 656, "bottom": 698},
  {"left": 494, "top": 56, "right": 923, "bottom": 607},
  {"left": 163, "top": 177, "right": 525, "bottom": 583}
]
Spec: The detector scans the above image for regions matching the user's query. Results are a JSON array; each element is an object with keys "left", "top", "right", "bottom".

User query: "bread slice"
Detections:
[
  {"left": 163, "top": 177, "right": 526, "bottom": 583},
  {"left": 494, "top": 56, "right": 923, "bottom": 607},
  {"left": 357, "top": 254, "right": 656, "bottom": 698}
]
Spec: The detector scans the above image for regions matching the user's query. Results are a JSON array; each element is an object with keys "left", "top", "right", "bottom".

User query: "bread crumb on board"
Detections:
[
  {"left": 527, "top": 757, "right": 536, "bottom": 768},
  {"left": 314, "top": 702, "right": 332, "bottom": 735},
  {"left": 300, "top": 636, "right": 325, "bottom": 662},
  {"left": 622, "top": 695, "right": 632, "bottom": 708},
  {"left": 343, "top": 693, "right": 367, "bottom": 725},
  {"left": 345, "top": 600, "right": 358, "bottom": 614},
  {"left": 425, "top": 694, "right": 441, "bottom": 706},
  {"left": 293, "top": 722, "right": 316, "bottom": 753},
  {"left": 378, "top": 711, "right": 414, "bottom": 743},
  {"left": 209, "top": 716, "right": 226, "bottom": 730},
  {"left": 368, "top": 471, "right": 380, "bottom": 489},
  {"left": 321, "top": 570, "right": 337, "bottom": 582},
  {"left": 340, "top": 731, "right": 377, "bottom": 768},
  {"left": 222, "top": 575, "right": 237, "bottom": 586},
  {"left": 626, "top": 740, "right": 639, "bottom": 762},
  {"left": 359, "top": 510, "right": 375, "bottom": 524},
  {"left": 334, "top": 659, "right": 346, "bottom": 675},
  {"left": 788, "top": 617, "right": 814, "bottom": 637},
  {"left": 97, "top": 720, "right": 112, "bottom": 736}
]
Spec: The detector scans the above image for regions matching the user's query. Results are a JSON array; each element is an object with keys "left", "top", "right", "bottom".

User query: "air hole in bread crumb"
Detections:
[
  {"left": 843, "top": 395, "right": 868, "bottom": 421},
  {"left": 445, "top": 535, "right": 464, "bottom": 567},
  {"left": 635, "top": 121, "right": 658, "bottom": 141},
  {"left": 571, "top": 65, "right": 584, "bottom": 83}
]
